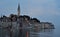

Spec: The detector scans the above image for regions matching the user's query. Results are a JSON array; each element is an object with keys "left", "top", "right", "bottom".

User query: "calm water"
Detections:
[{"left": 0, "top": 28, "right": 60, "bottom": 37}]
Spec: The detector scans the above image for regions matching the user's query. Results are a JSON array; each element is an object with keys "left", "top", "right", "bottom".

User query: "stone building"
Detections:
[{"left": 40, "top": 22, "right": 54, "bottom": 29}]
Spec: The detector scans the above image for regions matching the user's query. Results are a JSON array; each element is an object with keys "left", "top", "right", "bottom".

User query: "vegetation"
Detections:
[
  {"left": 0, "top": 14, "right": 40, "bottom": 23},
  {"left": 31, "top": 18, "right": 40, "bottom": 23}
]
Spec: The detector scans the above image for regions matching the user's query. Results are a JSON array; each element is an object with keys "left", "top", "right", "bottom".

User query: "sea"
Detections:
[{"left": 0, "top": 27, "right": 60, "bottom": 37}]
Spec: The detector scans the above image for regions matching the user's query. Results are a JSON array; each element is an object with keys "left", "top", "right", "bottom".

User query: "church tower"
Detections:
[{"left": 17, "top": 3, "right": 20, "bottom": 16}]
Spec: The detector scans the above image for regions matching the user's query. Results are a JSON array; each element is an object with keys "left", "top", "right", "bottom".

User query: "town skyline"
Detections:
[{"left": 0, "top": 0, "right": 60, "bottom": 28}]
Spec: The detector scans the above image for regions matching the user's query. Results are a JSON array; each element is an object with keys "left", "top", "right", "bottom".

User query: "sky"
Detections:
[{"left": 0, "top": 0, "right": 60, "bottom": 28}]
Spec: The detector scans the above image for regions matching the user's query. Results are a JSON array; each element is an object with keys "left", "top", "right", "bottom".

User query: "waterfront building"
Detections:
[{"left": 40, "top": 22, "right": 54, "bottom": 29}]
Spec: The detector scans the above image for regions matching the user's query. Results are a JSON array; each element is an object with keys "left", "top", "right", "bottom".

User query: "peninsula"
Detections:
[{"left": 0, "top": 4, "right": 55, "bottom": 29}]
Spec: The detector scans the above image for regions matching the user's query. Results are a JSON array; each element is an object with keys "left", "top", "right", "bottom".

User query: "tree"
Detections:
[
  {"left": 10, "top": 14, "right": 17, "bottom": 21},
  {"left": 23, "top": 15, "right": 30, "bottom": 20},
  {"left": 31, "top": 18, "right": 40, "bottom": 23},
  {"left": 3, "top": 15, "right": 7, "bottom": 18}
]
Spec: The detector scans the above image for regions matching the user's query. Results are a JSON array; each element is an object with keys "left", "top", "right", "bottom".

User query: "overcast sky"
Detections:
[{"left": 0, "top": 0, "right": 60, "bottom": 28}]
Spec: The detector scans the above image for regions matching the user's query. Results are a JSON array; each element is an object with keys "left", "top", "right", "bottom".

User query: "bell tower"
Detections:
[{"left": 17, "top": 3, "right": 20, "bottom": 16}]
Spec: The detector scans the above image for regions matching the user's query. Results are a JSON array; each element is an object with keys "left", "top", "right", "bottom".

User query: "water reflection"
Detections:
[
  {"left": 0, "top": 28, "right": 54, "bottom": 37},
  {"left": 30, "top": 29, "right": 54, "bottom": 37},
  {"left": 0, "top": 28, "right": 30, "bottom": 37}
]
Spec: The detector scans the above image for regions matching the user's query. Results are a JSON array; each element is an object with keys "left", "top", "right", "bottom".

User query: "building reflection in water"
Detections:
[
  {"left": 0, "top": 28, "right": 54, "bottom": 37},
  {"left": 30, "top": 29, "right": 54, "bottom": 37}
]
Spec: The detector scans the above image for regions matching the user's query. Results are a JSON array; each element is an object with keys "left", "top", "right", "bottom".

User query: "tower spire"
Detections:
[{"left": 17, "top": 3, "right": 20, "bottom": 16}]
